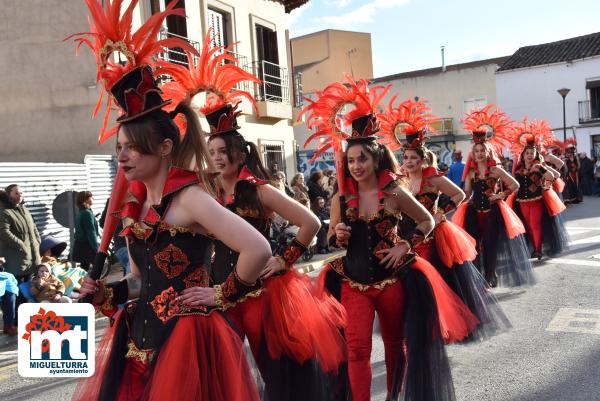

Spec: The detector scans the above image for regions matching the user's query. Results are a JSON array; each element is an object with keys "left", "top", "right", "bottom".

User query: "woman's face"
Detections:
[
  {"left": 297, "top": 174, "right": 304, "bottom": 185},
  {"left": 524, "top": 148, "right": 536, "bottom": 163},
  {"left": 317, "top": 198, "right": 325, "bottom": 209},
  {"left": 116, "top": 128, "right": 164, "bottom": 182},
  {"left": 402, "top": 149, "right": 424, "bottom": 174},
  {"left": 38, "top": 265, "right": 50, "bottom": 280},
  {"left": 473, "top": 144, "right": 488, "bottom": 163},
  {"left": 347, "top": 145, "right": 376, "bottom": 183},
  {"left": 208, "top": 137, "right": 240, "bottom": 178}
]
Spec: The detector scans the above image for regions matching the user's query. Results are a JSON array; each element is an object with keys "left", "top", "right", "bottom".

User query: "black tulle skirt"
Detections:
[
  {"left": 418, "top": 240, "right": 511, "bottom": 341},
  {"left": 463, "top": 203, "right": 535, "bottom": 288},
  {"left": 513, "top": 200, "right": 570, "bottom": 257}
]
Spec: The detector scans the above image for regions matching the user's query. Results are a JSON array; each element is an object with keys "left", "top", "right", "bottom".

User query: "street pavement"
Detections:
[{"left": 0, "top": 197, "right": 599, "bottom": 401}]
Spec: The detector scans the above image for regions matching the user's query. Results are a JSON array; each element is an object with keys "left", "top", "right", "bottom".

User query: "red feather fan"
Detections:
[
  {"left": 68, "top": 0, "right": 199, "bottom": 143},
  {"left": 377, "top": 96, "right": 441, "bottom": 151},
  {"left": 155, "top": 28, "right": 261, "bottom": 119}
]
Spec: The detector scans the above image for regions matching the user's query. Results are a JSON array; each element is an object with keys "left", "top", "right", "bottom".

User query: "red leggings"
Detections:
[
  {"left": 519, "top": 200, "right": 543, "bottom": 252},
  {"left": 341, "top": 281, "right": 405, "bottom": 401},
  {"left": 225, "top": 295, "right": 264, "bottom": 359}
]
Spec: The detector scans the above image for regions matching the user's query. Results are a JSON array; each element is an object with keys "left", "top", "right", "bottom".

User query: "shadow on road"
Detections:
[{"left": 511, "top": 348, "right": 600, "bottom": 401}]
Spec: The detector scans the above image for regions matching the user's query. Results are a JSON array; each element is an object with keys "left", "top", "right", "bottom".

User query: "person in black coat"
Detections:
[{"left": 308, "top": 171, "right": 329, "bottom": 202}]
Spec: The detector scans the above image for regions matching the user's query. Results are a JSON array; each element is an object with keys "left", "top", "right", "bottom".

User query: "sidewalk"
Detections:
[{"left": 0, "top": 249, "right": 344, "bottom": 348}]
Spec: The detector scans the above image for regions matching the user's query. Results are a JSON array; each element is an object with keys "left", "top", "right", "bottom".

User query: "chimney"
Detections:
[{"left": 441, "top": 46, "right": 446, "bottom": 72}]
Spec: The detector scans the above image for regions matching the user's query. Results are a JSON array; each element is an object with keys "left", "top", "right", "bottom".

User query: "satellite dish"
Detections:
[{"left": 52, "top": 191, "right": 78, "bottom": 228}]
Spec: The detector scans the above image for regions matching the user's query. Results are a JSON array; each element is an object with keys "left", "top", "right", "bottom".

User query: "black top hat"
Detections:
[
  {"left": 348, "top": 114, "right": 379, "bottom": 141},
  {"left": 205, "top": 103, "right": 241, "bottom": 136},
  {"left": 110, "top": 65, "right": 172, "bottom": 123}
]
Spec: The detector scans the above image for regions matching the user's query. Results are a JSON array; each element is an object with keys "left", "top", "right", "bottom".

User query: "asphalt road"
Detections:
[{"left": 0, "top": 196, "right": 599, "bottom": 401}]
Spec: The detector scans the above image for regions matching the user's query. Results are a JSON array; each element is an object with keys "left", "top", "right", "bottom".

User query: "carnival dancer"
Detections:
[
  {"left": 544, "top": 142, "right": 566, "bottom": 196},
  {"left": 378, "top": 97, "right": 510, "bottom": 340},
  {"left": 561, "top": 139, "right": 583, "bottom": 204},
  {"left": 508, "top": 119, "right": 569, "bottom": 260},
  {"left": 156, "top": 29, "right": 347, "bottom": 401},
  {"left": 303, "top": 77, "right": 480, "bottom": 401},
  {"left": 70, "top": 2, "right": 271, "bottom": 400},
  {"left": 452, "top": 106, "right": 535, "bottom": 288}
]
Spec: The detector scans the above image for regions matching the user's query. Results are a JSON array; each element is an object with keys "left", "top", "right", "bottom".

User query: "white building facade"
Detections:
[{"left": 496, "top": 33, "right": 600, "bottom": 158}]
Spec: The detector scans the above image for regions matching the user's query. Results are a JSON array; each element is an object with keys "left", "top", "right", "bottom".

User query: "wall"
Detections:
[
  {"left": 496, "top": 56, "right": 600, "bottom": 156},
  {"left": 0, "top": 1, "right": 114, "bottom": 163}
]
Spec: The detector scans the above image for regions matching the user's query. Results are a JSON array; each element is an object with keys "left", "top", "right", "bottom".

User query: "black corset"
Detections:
[
  {"left": 211, "top": 202, "right": 270, "bottom": 285},
  {"left": 515, "top": 170, "right": 543, "bottom": 201},
  {"left": 127, "top": 224, "right": 213, "bottom": 350},
  {"left": 341, "top": 208, "right": 400, "bottom": 285}
]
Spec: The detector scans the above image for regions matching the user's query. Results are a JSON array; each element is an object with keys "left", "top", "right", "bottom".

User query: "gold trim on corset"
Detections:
[
  {"left": 344, "top": 277, "right": 398, "bottom": 292},
  {"left": 125, "top": 340, "right": 155, "bottom": 365},
  {"left": 517, "top": 195, "right": 543, "bottom": 203},
  {"left": 214, "top": 286, "right": 265, "bottom": 311},
  {"left": 157, "top": 221, "right": 194, "bottom": 237}
]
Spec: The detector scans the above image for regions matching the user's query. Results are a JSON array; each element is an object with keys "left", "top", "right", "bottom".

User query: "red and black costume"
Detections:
[
  {"left": 561, "top": 142, "right": 583, "bottom": 204},
  {"left": 452, "top": 106, "right": 534, "bottom": 288},
  {"left": 209, "top": 155, "right": 347, "bottom": 401},
  {"left": 304, "top": 79, "right": 479, "bottom": 401},
  {"left": 321, "top": 169, "right": 479, "bottom": 401},
  {"left": 402, "top": 167, "right": 510, "bottom": 339},
  {"left": 70, "top": 4, "right": 264, "bottom": 399},
  {"left": 73, "top": 168, "right": 261, "bottom": 401},
  {"left": 378, "top": 97, "right": 509, "bottom": 340},
  {"left": 508, "top": 120, "right": 569, "bottom": 258}
]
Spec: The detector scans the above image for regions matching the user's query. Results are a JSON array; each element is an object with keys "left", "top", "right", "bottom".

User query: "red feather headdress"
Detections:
[
  {"left": 155, "top": 28, "right": 261, "bottom": 122},
  {"left": 462, "top": 104, "right": 514, "bottom": 153},
  {"left": 300, "top": 76, "right": 388, "bottom": 161},
  {"left": 509, "top": 118, "right": 555, "bottom": 157},
  {"left": 68, "top": 0, "right": 198, "bottom": 143},
  {"left": 377, "top": 96, "right": 441, "bottom": 151}
]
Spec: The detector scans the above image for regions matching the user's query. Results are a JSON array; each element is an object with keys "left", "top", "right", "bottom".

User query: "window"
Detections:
[
  {"left": 260, "top": 140, "right": 286, "bottom": 177},
  {"left": 592, "top": 135, "right": 600, "bottom": 158},
  {"left": 207, "top": 8, "right": 229, "bottom": 49},
  {"left": 590, "top": 87, "right": 600, "bottom": 120},
  {"left": 151, "top": 0, "right": 188, "bottom": 65},
  {"left": 463, "top": 96, "right": 487, "bottom": 114},
  {"left": 255, "top": 25, "right": 285, "bottom": 102}
]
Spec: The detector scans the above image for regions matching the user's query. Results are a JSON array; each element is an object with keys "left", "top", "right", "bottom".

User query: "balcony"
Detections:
[
  {"left": 578, "top": 100, "right": 600, "bottom": 124},
  {"left": 431, "top": 118, "right": 454, "bottom": 135},
  {"left": 250, "top": 60, "right": 292, "bottom": 120},
  {"left": 157, "top": 31, "right": 201, "bottom": 66}
]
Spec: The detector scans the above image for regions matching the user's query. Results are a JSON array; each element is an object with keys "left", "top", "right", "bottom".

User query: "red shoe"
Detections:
[{"left": 3, "top": 324, "right": 18, "bottom": 336}]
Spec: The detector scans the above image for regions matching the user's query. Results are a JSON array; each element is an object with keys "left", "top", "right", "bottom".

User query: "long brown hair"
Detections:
[
  {"left": 207, "top": 132, "right": 272, "bottom": 218},
  {"left": 119, "top": 104, "right": 218, "bottom": 197}
]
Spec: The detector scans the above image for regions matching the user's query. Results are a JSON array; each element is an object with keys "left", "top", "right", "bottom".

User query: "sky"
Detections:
[{"left": 286, "top": 0, "right": 600, "bottom": 78}]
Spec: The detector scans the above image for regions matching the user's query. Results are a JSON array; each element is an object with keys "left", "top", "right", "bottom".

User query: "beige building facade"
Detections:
[
  {"left": 372, "top": 57, "right": 509, "bottom": 165},
  {"left": 1, "top": 0, "right": 305, "bottom": 177},
  {"left": 291, "top": 29, "right": 373, "bottom": 174}
]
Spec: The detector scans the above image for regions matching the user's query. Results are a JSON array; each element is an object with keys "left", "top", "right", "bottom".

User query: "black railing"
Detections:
[
  {"left": 294, "top": 72, "right": 303, "bottom": 107},
  {"left": 251, "top": 60, "right": 290, "bottom": 104},
  {"left": 579, "top": 100, "right": 600, "bottom": 124},
  {"left": 157, "top": 31, "right": 201, "bottom": 66}
]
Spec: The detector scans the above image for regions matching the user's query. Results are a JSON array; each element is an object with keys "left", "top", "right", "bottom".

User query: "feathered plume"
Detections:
[
  {"left": 68, "top": 0, "right": 198, "bottom": 142},
  {"left": 300, "top": 76, "right": 388, "bottom": 162},
  {"left": 462, "top": 104, "right": 514, "bottom": 152},
  {"left": 377, "top": 96, "right": 441, "bottom": 151},
  {"left": 509, "top": 118, "right": 556, "bottom": 157},
  {"left": 155, "top": 28, "right": 261, "bottom": 117}
]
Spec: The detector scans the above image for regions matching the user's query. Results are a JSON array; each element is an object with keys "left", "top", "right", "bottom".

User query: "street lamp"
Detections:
[{"left": 557, "top": 88, "right": 570, "bottom": 142}]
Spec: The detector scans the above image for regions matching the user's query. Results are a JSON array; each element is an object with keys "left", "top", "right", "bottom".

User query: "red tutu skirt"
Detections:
[
  {"left": 433, "top": 221, "right": 478, "bottom": 268},
  {"left": 451, "top": 202, "right": 469, "bottom": 228},
  {"left": 553, "top": 177, "right": 566, "bottom": 193},
  {"left": 72, "top": 311, "right": 261, "bottom": 401},
  {"left": 262, "top": 269, "right": 347, "bottom": 372},
  {"left": 542, "top": 189, "right": 566, "bottom": 217},
  {"left": 410, "top": 257, "right": 480, "bottom": 343},
  {"left": 497, "top": 200, "right": 526, "bottom": 239}
]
